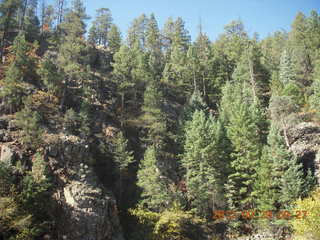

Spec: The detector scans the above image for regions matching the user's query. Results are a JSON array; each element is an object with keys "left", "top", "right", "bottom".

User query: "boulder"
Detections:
[
  {"left": 46, "top": 136, "right": 124, "bottom": 240},
  {"left": 0, "top": 145, "right": 15, "bottom": 165},
  {"left": 62, "top": 180, "right": 123, "bottom": 240},
  {"left": 288, "top": 122, "right": 320, "bottom": 183}
]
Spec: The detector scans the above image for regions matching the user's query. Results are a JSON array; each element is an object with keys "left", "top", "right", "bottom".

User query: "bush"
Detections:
[
  {"left": 291, "top": 188, "right": 320, "bottom": 240},
  {"left": 129, "top": 206, "right": 205, "bottom": 240}
]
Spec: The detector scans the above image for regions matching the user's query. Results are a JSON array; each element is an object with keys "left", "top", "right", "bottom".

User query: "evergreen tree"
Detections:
[
  {"left": 57, "top": 0, "right": 88, "bottom": 109},
  {"left": 0, "top": 0, "right": 22, "bottom": 62},
  {"left": 137, "top": 146, "right": 171, "bottom": 210},
  {"left": 162, "top": 41, "right": 187, "bottom": 88},
  {"left": 141, "top": 80, "right": 166, "bottom": 146},
  {"left": 279, "top": 49, "right": 296, "bottom": 85},
  {"left": 145, "top": 14, "right": 163, "bottom": 78},
  {"left": 37, "top": 53, "right": 63, "bottom": 97},
  {"left": 173, "top": 17, "right": 190, "bottom": 51},
  {"left": 16, "top": 106, "right": 44, "bottom": 149},
  {"left": 0, "top": 34, "right": 37, "bottom": 113},
  {"left": 113, "top": 131, "right": 135, "bottom": 201},
  {"left": 88, "top": 8, "right": 113, "bottom": 46},
  {"left": 23, "top": 0, "right": 40, "bottom": 42},
  {"left": 256, "top": 124, "right": 304, "bottom": 211},
  {"left": 221, "top": 82, "right": 263, "bottom": 211},
  {"left": 310, "top": 59, "right": 320, "bottom": 113},
  {"left": 127, "top": 14, "right": 148, "bottom": 48},
  {"left": 112, "top": 44, "right": 135, "bottom": 123},
  {"left": 162, "top": 17, "right": 175, "bottom": 56},
  {"left": 232, "top": 41, "right": 270, "bottom": 106},
  {"left": 181, "top": 110, "right": 224, "bottom": 217},
  {"left": 107, "top": 24, "right": 121, "bottom": 54}
]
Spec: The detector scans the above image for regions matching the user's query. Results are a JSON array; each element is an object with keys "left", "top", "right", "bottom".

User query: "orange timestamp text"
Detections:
[{"left": 213, "top": 210, "right": 309, "bottom": 220}]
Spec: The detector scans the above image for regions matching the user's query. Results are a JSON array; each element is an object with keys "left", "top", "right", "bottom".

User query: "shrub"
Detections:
[{"left": 291, "top": 188, "right": 320, "bottom": 240}]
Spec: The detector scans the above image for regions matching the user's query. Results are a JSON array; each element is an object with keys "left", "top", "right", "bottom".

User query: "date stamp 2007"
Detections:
[{"left": 212, "top": 210, "right": 308, "bottom": 220}]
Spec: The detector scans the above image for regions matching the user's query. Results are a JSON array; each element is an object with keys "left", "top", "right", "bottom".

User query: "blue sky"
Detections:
[{"left": 66, "top": 0, "right": 319, "bottom": 41}]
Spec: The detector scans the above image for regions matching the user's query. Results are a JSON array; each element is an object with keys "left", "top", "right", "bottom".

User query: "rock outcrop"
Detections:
[
  {"left": 287, "top": 122, "right": 320, "bottom": 183},
  {"left": 0, "top": 112, "right": 124, "bottom": 240},
  {"left": 45, "top": 135, "right": 124, "bottom": 240}
]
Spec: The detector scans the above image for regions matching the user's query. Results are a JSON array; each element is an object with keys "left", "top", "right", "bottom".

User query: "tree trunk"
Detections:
[
  {"left": 20, "top": 0, "right": 29, "bottom": 31},
  {"left": 248, "top": 54, "right": 257, "bottom": 103}
]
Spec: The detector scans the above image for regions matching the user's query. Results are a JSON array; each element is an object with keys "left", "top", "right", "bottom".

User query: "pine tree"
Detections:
[
  {"left": 0, "top": 34, "right": 37, "bottom": 113},
  {"left": 113, "top": 131, "right": 135, "bottom": 201},
  {"left": 173, "top": 17, "right": 190, "bottom": 51},
  {"left": 137, "top": 145, "right": 171, "bottom": 210},
  {"left": 256, "top": 124, "right": 304, "bottom": 211},
  {"left": 309, "top": 53, "right": 320, "bottom": 113},
  {"left": 88, "top": 8, "right": 113, "bottom": 46},
  {"left": 107, "top": 24, "right": 121, "bottom": 54},
  {"left": 221, "top": 82, "right": 263, "bottom": 211},
  {"left": 162, "top": 17, "right": 175, "bottom": 56},
  {"left": 194, "top": 31, "right": 214, "bottom": 100},
  {"left": 127, "top": 14, "right": 148, "bottom": 48},
  {"left": 23, "top": 0, "right": 40, "bottom": 42},
  {"left": 16, "top": 106, "right": 44, "bottom": 149},
  {"left": 37, "top": 53, "right": 63, "bottom": 97},
  {"left": 162, "top": 41, "right": 187, "bottom": 87},
  {"left": 141, "top": 80, "right": 166, "bottom": 146},
  {"left": 181, "top": 110, "right": 224, "bottom": 217},
  {"left": 145, "top": 14, "right": 163, "bottom": 79},
  {"left": 112, "top": 44, "right": 135, "bottom": 124},
  {"left": 279, "top": 49, "right": 296, "bottom": 85},
  {"left": 0, "top": 0, "right": 22, "bottom": 62},
  {"left": 57, "top": 0, "right": 88, "bottom": 109}
]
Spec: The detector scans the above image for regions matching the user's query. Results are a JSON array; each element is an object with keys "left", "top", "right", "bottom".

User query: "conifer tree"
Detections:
[
  {"left": 0, "top": 0, "right": 22, "bottom": 61},
  {"left": 279, "top": 49, "right": 296, "bottom": 86},
  {"left": 221, "top": 82, "right": 263, "bottom": 211},
  {"left": 107, "top": 24, "right": 121, "bottom": 54},
  {"left": 137, "top": 145, "right": 171, "bottom": 210},
  {"left": 0, "top": 34, "right": 37, "bottom": 113},
  {"left": 88, "top": 8, "right": 113, "bottom": 46},
  {"left": 141, "top": 80, "right": 166, "bottom": 146},
  {"left": 112, "top": 44, "right": 135, "bottom": 123},
  {"left": 145, "top": 14, "right": 163, "bottom": 79},
  {"left": 181, "top": 110, "right": 224, "bottom": 217},
  {"left": 57, "top": 0, "right": 88, "bottom": 109},
  {"left": 127, "top": 14, "right": 148, "bottom": 48},
  {"left": 37, "top": 53, "right": 63, "bottom": 97},
  {"left": 162, "top": 41, "right": 187, "bottom": 88},
  {"left": 173, "top": 17, "right": 190, "bottom": 51},
  {"left": 256, "top": 124, "right": 304, "bottom": 211},
  {"left": 16, "top": 106, "right": 44, "bottom": 149},
  {"left": 113, "top": 131, "right": 135, "bottom": 201},
  {"left": 162, "top": 17, "right": 175, "bottom": 56}
]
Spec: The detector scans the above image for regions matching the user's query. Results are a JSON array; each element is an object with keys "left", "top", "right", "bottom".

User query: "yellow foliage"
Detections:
[
  {"left": 129, "top": 206, "right": 205, "bottom": 240},
  {"left": 291, "top": 188, "right": 320, "bottom": 240}
]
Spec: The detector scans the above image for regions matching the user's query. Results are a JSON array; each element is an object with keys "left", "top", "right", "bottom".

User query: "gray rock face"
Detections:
[
  {"left": 287, "top": 122, "right": 320, "bottom": 183},
  {"left": 46, "top": 136, "right": 124, "bottom": 240},
  {"left": 0, "top": 145, "right": 15, "bottom": 165}
]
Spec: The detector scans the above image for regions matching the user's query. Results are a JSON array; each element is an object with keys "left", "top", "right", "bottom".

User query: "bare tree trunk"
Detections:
[
  {"left": 281, "top": 119, "right": 290, "bottom": 148},
  {"left": 248, "top": 54, "right": 258, "bottom": 103},
  {"left": 19, "top": 0, "right": 29, "bottom": 31}
]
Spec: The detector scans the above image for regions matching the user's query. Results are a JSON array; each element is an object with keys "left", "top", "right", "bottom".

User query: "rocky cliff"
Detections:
[
  {"left": 0, "top": 116, "right": 124, "bottom": 240},
  {"left": 287, "top": 122, "right": 320, "bottom": 183}
]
